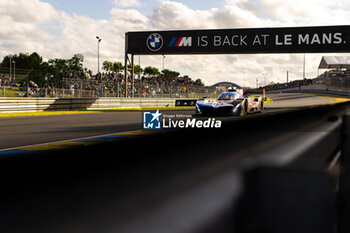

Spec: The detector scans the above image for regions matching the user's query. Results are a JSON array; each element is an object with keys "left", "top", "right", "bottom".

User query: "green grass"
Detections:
[{"left": 0, "top": 87, "right": 25, "bottom": 97}]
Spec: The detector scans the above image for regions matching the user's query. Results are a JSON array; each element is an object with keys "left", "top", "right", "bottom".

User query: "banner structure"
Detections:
[
  {"left": 124, "top": 25, "right": 350, "bottom": 96},
  {"left": 126, "top": 25, "right": 350, "bottom": 55}
]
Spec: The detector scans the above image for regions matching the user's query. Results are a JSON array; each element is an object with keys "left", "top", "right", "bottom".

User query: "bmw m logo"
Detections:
[{"left": 146, "top": 33, "right": 163, "bottom": 51}]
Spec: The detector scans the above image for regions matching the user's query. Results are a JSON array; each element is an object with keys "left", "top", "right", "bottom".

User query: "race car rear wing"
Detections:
[{"left": 228, "top": 87, "right": 244, "bottom": 96}]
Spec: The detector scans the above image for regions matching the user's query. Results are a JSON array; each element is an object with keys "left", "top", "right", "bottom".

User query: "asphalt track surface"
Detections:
[{"left": 0, "top": 93, "right": 338, "bottom": 150}]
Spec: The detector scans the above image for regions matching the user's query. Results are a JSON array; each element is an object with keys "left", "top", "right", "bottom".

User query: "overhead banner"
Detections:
[{"left": 126, "top": 25, "right": 350, "bottom": 55}]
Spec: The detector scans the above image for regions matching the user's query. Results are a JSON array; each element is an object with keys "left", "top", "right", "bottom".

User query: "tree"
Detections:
[
  {"left": 39, "top": 61, "right": 55, "bottom": 76},
  {"left": 28, "top": 70, "right": 46, "bottom": 86},
  {"left": 102, "top": 61, "right": 125, "bottom": 73},
  {"left": 144, "top": 66, "right": 159, "bottom": 77},
  {"left": 134, "top": 65, "right": 143, "bottom": 74},
  {"left": 102, "top": 61, "right": 113, "bottom": 71},
  {"left": 182, "top": 75, "right": 191, "bottom": 82},
  {"left": 48, "top": 58, "right": 69, "bottom": 71},
  {"left": 127, "top": 64, "right": 143, "bottom": 74},
  {"left": 0, "top": 52, "right": 42, "bottom": 69},
  {"left": 46, "top": 54, "right": 84, "bottom": 73},
  {"left": 161, "top": 69, "right": 179, "bottom": 79},
  {"left": 67, "top": 54, "right": 84, "bottom": 72},
  {"left": 112, "top": 62, "right": 124, "bottom": 73},
  {"left": 194, "top": 78, "right": 204, "bottom": 86},
  {"left": 28, "top": 52, "right": 42, "bottom": 69}
]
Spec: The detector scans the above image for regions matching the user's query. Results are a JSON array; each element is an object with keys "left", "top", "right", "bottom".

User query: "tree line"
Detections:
[
  {"left": 0, "top": 52, "right": 84, "bottom": 86},
  {"left": 102, "top": 60, "right": 203, "bottom": 85},
  {"left": 0, "top": 52, "right": 203, "bottom": 86}
]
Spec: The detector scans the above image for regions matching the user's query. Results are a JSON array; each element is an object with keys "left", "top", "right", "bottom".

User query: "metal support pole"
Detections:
[
  {"left": 124, "top": 33, "right": 128, "bottom": 98},
  {"left": 303, "top": 53, "right": 306, "bottom": 79},
  {"left": 26, "top": 69, "right": 32, "bottom": 98},
  {"left": 124, "top": 53, "right": 128, "bottom": 98},
  {"left": 80, "top": 80, "right": 82, "bottom": 97},
  {"left": 96, "top": 36, "right": 101, "bottom": 78},
  {"left": 9, "top": 56, "right": 12, "bottom": 84},
  {"left": 131, "top": 54, "right": 134, "bottom": 98},
  {"left": 97, "top": 42, "right": 100, "bottom": 75},
  {"left": 13, "top": 61, "right": 15, "bottom": 85}
]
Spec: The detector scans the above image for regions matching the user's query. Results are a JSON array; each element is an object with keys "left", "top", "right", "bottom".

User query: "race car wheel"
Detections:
[
  {"left": 258, "top": 101, "right": 264, "bottom": 113},
  {"left": 239, "top": 107, "right": 245, "bottom": 116},
  {"left": 239, "top": 101, "right": 247, "bottom": 116}
]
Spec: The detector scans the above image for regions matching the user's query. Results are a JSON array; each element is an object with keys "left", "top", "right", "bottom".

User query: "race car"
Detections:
[{"left": 195, "top": 88, "right": 264, "bottom": 116}]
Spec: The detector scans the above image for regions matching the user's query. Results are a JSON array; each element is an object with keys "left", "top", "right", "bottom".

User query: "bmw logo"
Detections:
[{"left": 146, "top": 33, "right": 163, "bottom": 51}]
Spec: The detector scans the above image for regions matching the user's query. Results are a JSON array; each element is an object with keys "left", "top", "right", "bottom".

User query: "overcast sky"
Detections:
[{"left": 1, "top": 0, "right": 350, "bottom": 86}]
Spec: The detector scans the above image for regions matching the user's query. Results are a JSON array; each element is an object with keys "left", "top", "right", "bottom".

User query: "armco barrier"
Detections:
[{"left": 0, "top": 97, "right": 193, "bottom": 112}]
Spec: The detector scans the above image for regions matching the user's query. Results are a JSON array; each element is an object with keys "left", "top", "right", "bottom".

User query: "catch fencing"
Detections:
[{"left": 0, "top": 86, "right": 216, "bottom": 99}]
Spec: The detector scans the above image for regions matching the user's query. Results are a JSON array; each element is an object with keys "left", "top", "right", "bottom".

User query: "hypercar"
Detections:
[{"left": 195, "top": 89, "right": 264, "bottom": 116}]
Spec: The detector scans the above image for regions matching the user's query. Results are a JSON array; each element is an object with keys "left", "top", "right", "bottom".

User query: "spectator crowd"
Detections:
[
  {"left": 0, "top": 73, "right": 17, "bottom": 87},
  {"left": 315, "top": 70, "right": 350, "bottom": 86},
  {"left": 52, "top": 70, "right": 212, "bottom": 98},
  {"left": 246, "top": 79, "right": 313, "bottom": 93},
  {"left": 3, "top": 69, "right": 213, "bottom": 98}
]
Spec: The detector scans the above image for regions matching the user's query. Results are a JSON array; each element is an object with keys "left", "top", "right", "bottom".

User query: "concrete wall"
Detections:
[{"left": 0, "top": 97, "right": 181, "bottom": 112}]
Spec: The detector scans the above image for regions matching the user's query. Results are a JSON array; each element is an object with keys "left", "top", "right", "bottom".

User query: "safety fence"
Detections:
[{"left": 0, "top": 86, "right": 216, "bottom": 99}]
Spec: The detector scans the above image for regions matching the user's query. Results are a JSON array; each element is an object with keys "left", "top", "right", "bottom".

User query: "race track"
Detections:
[{"left": 0, "top": 93, "right": 341, "bottom": 150}]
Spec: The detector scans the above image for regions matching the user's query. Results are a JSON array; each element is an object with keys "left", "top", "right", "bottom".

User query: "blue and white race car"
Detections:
[{"left": 195, "top": 88, "right": 264, "bottom": 116}]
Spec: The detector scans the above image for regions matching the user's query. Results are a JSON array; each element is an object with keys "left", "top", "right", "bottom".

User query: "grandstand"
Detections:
[
  {"left": 315, "top": 56, "right": 350, "bottom": 87},
  {"left": 0, "top": 68, "right": 217, "bottom": 98},
  {"left": 318, "top": 56, "right": 350, "bottom": 70}
]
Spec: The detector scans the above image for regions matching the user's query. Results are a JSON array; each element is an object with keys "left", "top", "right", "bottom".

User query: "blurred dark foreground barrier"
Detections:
[{"left": 1, "top": 101, "right": 350, "bottom": 233}]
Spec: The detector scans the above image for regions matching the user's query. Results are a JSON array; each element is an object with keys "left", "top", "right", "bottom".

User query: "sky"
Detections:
[{"left": 1, "top": 0, "right": 350, "bottom": 87}]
